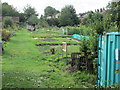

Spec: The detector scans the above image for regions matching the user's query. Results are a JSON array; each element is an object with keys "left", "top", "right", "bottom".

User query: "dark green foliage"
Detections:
[
  {"left": 44, "top": 6, "right": 59, "bottom": 17},
  {"left": 22, "top": 5, "right": 40, "bottom": 26},
  {"left": 28, "top": 15, "right": 39, "bottom": 25},
  {"left": 79, "top": 30, "right": 98, "bottom": 73},
  {"left": 3, "top": 17, "right": 14, "bottom": 28},
  {"left": 85, "top": 12, "right": 104, "bottom": 34},
  {"left": 80, "top": 2, "right": 120, "bottom": 34},
  {"left": 39, "top": 15, "right": 49, "bottom": 27},
  {"left": 66, "top": 27, "right": 84, "bottom": 35},
  {"left": 106, "top": 1, "right": 120, "bottom": 31},
  {"left": 65, "top": 26, "right": 93, "bottom": 35},
  {"left": 18, "top": 13, "right": 26, "bottom": 23},
  {"left": 2, "top": 2, "right": 19, "bottom": 17},
  {"left": 46, "top": 18, "right": 60, "bottom": 27},
  {"left": 59, "top": 5, "right": 79, "bottom": 26},
  {"left": 23, "top": 5, "right": 38, "bottom": 21}
]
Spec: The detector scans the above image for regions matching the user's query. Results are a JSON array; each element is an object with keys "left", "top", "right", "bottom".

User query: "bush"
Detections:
[
  {"left": 64, "top": 26, "right": 92, "bottom": 35},
  {"left": 10, "top": 24, "right": 19, "bottom": 31},
  {"left": 3, "top": 17, "right": 14, "bottom": 28},
  {"left": 46, "top": 18, "right": 60, "bottom": 27},
  {"left": 79, "top": 29, "right": 98, "bottom": 73},
  {"left": 2, "top": 29, "right": 12, "bottom": 41}
]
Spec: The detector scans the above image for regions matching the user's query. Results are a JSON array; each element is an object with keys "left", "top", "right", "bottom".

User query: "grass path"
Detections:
[{"left": 2, "top": 29, "right": 95, "bottom": 88}]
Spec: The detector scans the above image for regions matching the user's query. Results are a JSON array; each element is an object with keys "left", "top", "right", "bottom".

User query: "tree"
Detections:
[
  {"left": 87, "top": 12, "right": 104, "bottom": 34},
  {"left": 44, "top": 6, "right": 59, "bottom": 17},
  {"left": 80, "top": 11, "right": 105, "bottom": 34},
  {"left": 23, "top": 5, "right": 38, "bottom": 21},
  {"left": 59, "top": 5, "right": 79, "bottom": 26},
  {"left": 18, "top": 13, "right": 26, "bottom": 22},
  {"left": 81, "top": 2, "right": 120, "bottom": 33},
  {"left": 106, "top": 1, "right": 120, "bottom": 31},
  {"left": 39, "top": 15, "right": 49, "bottom": 27},
  {"left": 2, "top": 2, "right": 19, "bottom": 17},
  {"left": 2, "top": 3, "right": 26, "bottom": 23},
  {"left": 27, "top": 15, "right": 39, "bottom": 25},
  {"left": 46, "top": 18, "right": 60, "bottom": 27}
]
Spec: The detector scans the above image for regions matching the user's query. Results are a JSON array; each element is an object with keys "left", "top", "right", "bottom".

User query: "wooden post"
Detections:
[
  {"left": 62, "top": 42, "right": 67, "bottom": 52},
  {"left": 62, "top": 42, "right": 67, "bottom": 62}
]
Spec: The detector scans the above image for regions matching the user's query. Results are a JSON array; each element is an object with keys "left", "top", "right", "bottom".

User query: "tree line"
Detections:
[{"left": 2, "top": 1, "right": 120, "bottom": 32}]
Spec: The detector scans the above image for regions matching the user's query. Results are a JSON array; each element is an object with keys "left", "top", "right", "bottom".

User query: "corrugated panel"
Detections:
[
  {"left": 115, "top": 35, "right": 120, "bottom": 84},
  {"left": 98, "top": 32, "right": 120, "bottom": 88}
]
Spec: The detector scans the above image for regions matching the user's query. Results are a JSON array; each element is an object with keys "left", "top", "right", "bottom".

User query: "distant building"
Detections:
[
  {"left": 78, "top": 8, "right": 106, "bottom": 20},
  {"left": 46, "top": 16, "right": 52, "bottom": 19},
  {"left": 53, "top": 13, "right": 61, "bottom": 18},
  {"left": 95, "top": 8, "right": 105, "bottom": 14},
  {"left": 78, "top": 12, "right": 89, "bottom": 20}
]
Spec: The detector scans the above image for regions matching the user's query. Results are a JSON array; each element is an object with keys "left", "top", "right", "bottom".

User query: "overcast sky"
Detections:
[{"left": 2, "top": 0, "right": 111, "bottom": 17}]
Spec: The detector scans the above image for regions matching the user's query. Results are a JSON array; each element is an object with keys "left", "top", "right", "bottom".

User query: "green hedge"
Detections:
[{"left": 64, "top": 26, "right": 95, "bottom": 36}]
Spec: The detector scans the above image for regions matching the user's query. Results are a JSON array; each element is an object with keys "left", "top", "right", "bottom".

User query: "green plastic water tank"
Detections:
[{"left": 98, "top": 32, "right": 120, "bottom": 87}]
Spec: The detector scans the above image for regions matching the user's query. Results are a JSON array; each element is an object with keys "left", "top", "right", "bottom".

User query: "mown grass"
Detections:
[{"left": 2, "top": 29, "right": 96, "bottom": 88}]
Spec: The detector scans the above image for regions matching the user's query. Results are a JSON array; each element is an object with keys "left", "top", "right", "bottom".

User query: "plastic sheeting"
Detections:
[{"left": 72, "top": 34, "right": 89, "bottom": 40}]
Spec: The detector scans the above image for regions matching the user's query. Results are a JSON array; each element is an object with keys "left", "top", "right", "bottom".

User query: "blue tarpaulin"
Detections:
[{"left": 72, "top": 34, "right": 89, "bottom": 40}]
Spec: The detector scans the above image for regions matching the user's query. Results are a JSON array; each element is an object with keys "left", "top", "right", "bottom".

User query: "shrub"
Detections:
[
  {"left": 3, "top": 17, "right": 14, "bottom": 28},
  {"left": 66, "top": 27, "right": 80, "bottom": 35},
  {"left": 65, "top": 26, "right": 92, "bottom": 35},
  {"left": 2, "top": 29, "right": 12, "bottom": 41},
  {"left": 10, "top": 24, "right": 19, "bottom": 31},
  {"left": 79, "top": 29, "right": 98, "bottom": 73}
]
